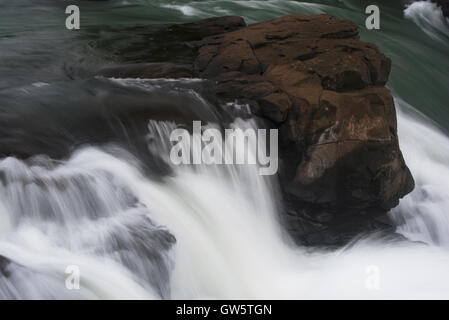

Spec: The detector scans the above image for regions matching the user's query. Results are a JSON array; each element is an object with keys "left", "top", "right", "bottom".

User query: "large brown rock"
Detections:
[
  {"left": 91, "top": 14, "right": 414, "bottom": 246},
  {"left": 191, "top": 14, "right": 414, "bottom": 245}
]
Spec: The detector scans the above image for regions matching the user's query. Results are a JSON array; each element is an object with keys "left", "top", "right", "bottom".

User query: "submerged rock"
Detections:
[
  {"left": 98, "top": 63, "right": 193, "bottom": 79},
  {"left": 89, "top": 16, "right": 246, "bottom": 64}
]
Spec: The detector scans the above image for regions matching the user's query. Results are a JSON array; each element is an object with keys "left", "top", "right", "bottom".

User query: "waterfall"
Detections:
[
  {"left": 3, "top": 113, "right": 449, "bottom": 299},
  {"left": 2, "top": 0, "right": 449, "bottom": 300}
]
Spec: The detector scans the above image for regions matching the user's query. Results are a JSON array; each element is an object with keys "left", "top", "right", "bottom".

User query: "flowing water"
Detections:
[{"left": 1, "top": 0, "right": 449, "bottom": 299}]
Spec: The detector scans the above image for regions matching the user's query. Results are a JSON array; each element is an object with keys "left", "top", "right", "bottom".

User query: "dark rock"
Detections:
[{"left": 0, "top": 255, "right": 11, "bottom": 277}]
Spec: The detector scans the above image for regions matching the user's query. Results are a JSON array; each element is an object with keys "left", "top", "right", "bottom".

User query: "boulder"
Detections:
[{"left": 191, "top": 14, "right": 414, "bottom": 245}]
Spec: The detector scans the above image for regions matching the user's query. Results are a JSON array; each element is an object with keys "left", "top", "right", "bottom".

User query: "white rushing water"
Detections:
[
  {"left": 130, "top": 117, "right": 449, "bottom": 299},
  {"left": 155, "top": 0, "right": 326, "bottom": 23},
  {"left": 2, "top": 112, "right": 449, "bottom": 299},
  {"left": 0, "top": 151, "right": 174, "bottom": 299},
  {"left": 390, "top": 98, "right": 449, "bottom": 248},
  {"left": 404, "top": 0, "right": 449, "bottom": 44}
]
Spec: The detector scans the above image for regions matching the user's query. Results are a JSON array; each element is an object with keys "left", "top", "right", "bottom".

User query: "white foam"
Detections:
[
  {"left": 391, "top": 97, "right": 449, "bottom": 247},
  {"left": 161, "top": 4, "right": 202, "bottom": 16},
  {"left": 63, "top": 122, "right": 449, "bottom": 299},
  {"left": 404, "top": 1, "right": 449, "bottom": 44}
]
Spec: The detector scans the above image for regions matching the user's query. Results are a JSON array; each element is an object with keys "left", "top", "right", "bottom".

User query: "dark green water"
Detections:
[{"left": 1, "top": 0, "right": 448, "bottom": 128}]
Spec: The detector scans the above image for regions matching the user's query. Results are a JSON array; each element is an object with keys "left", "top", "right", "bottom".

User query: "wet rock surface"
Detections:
[{"left": 178, "top": 15, "right": 413, "bottom": 246}]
